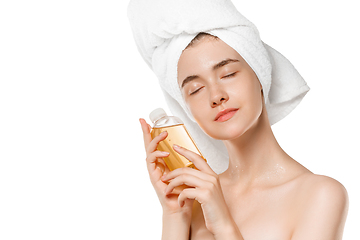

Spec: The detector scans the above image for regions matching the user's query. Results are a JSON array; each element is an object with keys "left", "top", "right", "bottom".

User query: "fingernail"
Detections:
[
  {"left": 173, "top": 144, "right": 180, "bottom": 149},
  {"left": 160, "top": 131, "right": 167, "bottom": 136},
  {"left": 161, "top": 151, "right": 169, "bottom": 156}
]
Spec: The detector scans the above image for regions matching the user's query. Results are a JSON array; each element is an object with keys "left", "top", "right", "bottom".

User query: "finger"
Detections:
[
  {"left": 162, "top": 166, "right": 215, "bottom": 183},
  {"left": 146, "top": 131, "right": 168, "bottom": 156},
  {"left": 156, "top": 157, "right": 171, "bottom": 176},
  {"left": 139, "top": 118, "right": 152, "bottom": 150},
  {"left": 164, "top": 174, "right": 209, "bottom": 195},
  {"left": 156, "top": 161, "right": 166, "bottom": 174},
  {"left": 178, "top": 188, "right": 210, "bottom": 207},
  {"left": 173, "top": 144, "right": 214, "bottom": 174},
  {"left": 178, "top": 188, "right": 199, "bottom": 207},
  {"left": 146, "top": 150, "right": 170, "bottom": 172}
]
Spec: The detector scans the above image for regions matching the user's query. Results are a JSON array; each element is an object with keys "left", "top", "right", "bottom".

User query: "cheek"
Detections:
[
  {"left": 238, "top": 82, "right": 263, "bottom": 119},
  {"left": 233, "top": 75, "right": 262, "bottom": 105},
  {"left": 187, "top": 99, "right": 207, "bottom": 122},
  {"left": 185, "top": 98, "right": 215, "bottom": 134}
]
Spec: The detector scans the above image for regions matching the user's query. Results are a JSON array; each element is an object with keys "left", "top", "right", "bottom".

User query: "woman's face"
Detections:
[{"left": 177, "top": 37, "right": 264, "bottom": 140}]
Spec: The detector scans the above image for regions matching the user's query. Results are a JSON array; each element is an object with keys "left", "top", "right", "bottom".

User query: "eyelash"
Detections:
[
  {"left": 223, "top": 72, "right": 237, "bottom": 78},
  {"left": 189, "top": 72, "right": 238, "bottom": 95},
  {"left": 190, "top": 87, "right": 202, "bottom": 95}
]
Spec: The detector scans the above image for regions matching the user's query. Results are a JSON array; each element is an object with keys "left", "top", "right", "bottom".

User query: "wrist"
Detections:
[{"left": 162, "top": 209, "right": 191, "bottom": 224}]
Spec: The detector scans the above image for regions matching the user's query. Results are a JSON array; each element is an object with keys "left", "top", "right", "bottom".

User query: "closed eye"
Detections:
[
  {"left": 190, "top": 87, "right": 203, "bottom": 95},
  {"left": 189, "top": 72, "right": 238, "bottom": 95},
  {"left": 223, "top": 72, "right": 238, "bottom": 79}
]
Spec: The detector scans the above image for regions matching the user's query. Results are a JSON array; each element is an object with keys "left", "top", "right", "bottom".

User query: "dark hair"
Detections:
[{"left": 185, "top": 32, "right": 219, "bottom": 49}]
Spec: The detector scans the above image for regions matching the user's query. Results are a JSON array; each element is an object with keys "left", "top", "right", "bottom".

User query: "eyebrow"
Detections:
[
  {"left": 212, "top": 58, "right": 239, "bottom": 71},
  {"left": 180, "top": 58, "right": 240, "bottom": 89}
]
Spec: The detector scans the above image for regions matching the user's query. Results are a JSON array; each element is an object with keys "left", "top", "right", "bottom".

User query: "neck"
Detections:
[{"left": 221, "top": 107, "right": 289, "bottom": 187}]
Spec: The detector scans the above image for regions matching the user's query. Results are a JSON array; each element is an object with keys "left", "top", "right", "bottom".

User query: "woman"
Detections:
[
  {"left": 130, "top": 0, "right": 348, "bottom": 239},
  {"left": 139, "top": 33, "right": 348, "bottom": 240}
]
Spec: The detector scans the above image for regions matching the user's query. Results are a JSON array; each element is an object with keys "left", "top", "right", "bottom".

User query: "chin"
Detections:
[
  {"left": 199, "top": 120, "right": 248, "bottom": 140},
  {"left": 219, "top": 125, "right": 248, "bottom": 140}
]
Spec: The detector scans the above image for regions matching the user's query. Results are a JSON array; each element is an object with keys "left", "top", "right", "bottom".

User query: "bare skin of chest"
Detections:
[{"left": 190, "top": 178, "right": 303, "bottom": 240}]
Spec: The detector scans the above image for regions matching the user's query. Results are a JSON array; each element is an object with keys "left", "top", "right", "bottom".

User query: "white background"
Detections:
[{"left": 0, "top": 0, "right": 359, "bottom": 239}]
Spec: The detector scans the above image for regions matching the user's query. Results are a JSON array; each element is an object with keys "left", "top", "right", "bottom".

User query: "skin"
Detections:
[{"left": 139, "top": 36, "right": 349, "bottom": 240}]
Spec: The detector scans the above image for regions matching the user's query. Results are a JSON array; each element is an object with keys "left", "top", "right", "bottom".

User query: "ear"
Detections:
[{"left": 260, "top": 88, "right": 265, "bottom": 103}]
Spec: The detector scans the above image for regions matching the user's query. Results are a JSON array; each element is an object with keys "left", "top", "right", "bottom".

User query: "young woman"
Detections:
[
  {"left": 139, "top": 33, "right": 348, "bottom": 240},
  {"left": 129, "top": 0, "right": 349, "bottom": 238}
]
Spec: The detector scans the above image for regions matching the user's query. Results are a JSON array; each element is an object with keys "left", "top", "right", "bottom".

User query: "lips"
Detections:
[{"left": 214, "top": 108, "right": 239, "bottom": 122}]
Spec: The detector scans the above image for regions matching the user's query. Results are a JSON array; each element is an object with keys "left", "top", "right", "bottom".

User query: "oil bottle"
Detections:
[{"left": 149, "top": 108, "right": 205, "bottom": 171}]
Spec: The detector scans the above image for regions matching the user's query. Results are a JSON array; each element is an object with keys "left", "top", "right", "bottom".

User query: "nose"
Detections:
[{"left": 210, "top": 85, "right": 229, "bottom": 107}]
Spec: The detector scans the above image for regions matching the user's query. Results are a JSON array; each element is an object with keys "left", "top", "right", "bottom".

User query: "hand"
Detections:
[
  {"left": 139, "top": 118, "right": 194, "bottom": 218},
  {"left": 161, "top": 144, "right": 236, "bottom": 236}
]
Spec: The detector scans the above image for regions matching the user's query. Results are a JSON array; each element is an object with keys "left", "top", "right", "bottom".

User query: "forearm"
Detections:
[
  {"left": 161, "top": 212, "right": 191, "bottom": 240},
  {"left": 213, "top": 218, "right": 244, "bottom": 240}
]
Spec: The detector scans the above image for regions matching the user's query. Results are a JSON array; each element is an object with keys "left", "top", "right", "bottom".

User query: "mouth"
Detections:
[{"left": 214, "top": 108, "right": 239, "bottom": 122}]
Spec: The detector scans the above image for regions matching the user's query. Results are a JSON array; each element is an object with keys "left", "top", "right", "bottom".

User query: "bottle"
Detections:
[{"left": 149, "top": 108, "right": 205, "bottom": 171}]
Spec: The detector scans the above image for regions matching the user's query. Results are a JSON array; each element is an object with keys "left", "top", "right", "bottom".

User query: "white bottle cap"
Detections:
[{"left": 149, "top": 108, "right": 167, "bottom": 123}]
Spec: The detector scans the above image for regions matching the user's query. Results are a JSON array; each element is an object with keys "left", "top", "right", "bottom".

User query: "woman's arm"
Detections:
[
  {"left": 162, "top": 212, "right": 191, "bottom": 240},
  {"left": 291, "top": 176, "right": 349, "bottom": 240},
  {"left": 162, "top": 144, "right": 244, "bottom": 240},
  {"left": 139, "top": 119, "right": 193, "bottom": 239}
]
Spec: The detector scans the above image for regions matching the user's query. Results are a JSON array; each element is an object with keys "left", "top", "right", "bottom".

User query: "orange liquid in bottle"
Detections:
[{"left": 151, "top": 124, "right": 204, "bottom": 171}]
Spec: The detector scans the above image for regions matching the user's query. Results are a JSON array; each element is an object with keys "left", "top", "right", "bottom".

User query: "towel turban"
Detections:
[{"left": 128, "top": 0, "right": 310, "bottom": 173}]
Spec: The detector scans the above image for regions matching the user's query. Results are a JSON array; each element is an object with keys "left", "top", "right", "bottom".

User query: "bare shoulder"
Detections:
[
  {"left": 298, "top": 173, "right": 348, "bottom": 204},
  {"left": 284, "top": 161, "right": 348, "bottom": 204},
  {"left": 290, "top": 173, "right": 349, "bottom": 239}
]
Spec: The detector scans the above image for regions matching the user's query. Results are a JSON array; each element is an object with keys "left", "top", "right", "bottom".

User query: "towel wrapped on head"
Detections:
[{"left": 127, "top": 0, "right": 310, "bottom": 174}]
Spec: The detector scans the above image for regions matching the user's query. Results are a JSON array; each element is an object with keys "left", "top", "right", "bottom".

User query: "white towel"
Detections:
[{"left": 127, "top": 0, "right": 310, "bottom": 174}]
